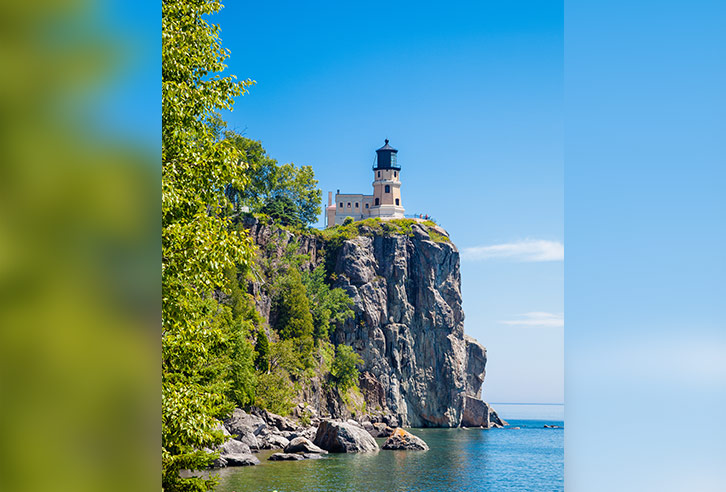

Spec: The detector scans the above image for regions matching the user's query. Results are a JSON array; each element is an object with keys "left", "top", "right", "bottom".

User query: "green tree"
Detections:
[
  {"left": 272, "top": 270, "right": 315, "bottom": 366},
  {"left": 254, "top": 370, "right": 297, "bottom": 416},
  {"left": 330, "top": 344, "right": 364, "bottom": 393},
  {"left": 225, "top": 319, "right": 257, "bottom": 408},
  {"left": 223, "top": 133, "right": 322, "bottom": 226},
  {"left": 302, "top": 265, "right": 354, "bottom": 343},
  {"left": 162, "top": 0, "right": 254, "bottom": 490},
  {"left": 254, "top": 329, "right": 270, "bottom": 372}
]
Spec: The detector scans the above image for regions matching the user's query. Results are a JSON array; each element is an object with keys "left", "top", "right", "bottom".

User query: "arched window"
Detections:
[
  {"left": 365, "top": 204, "right": 369, "bottom": 209},
  {"left": 375, "top": 198, "right": 379, "bottom": 206},
  {"left": 377, "top": 171, "right": 380, "bottom": 178},
  {"left": 395, "top": 198, "right": 400, "bottom": 205},
  {"left": 339, "top": 202, "right": 343, "bottom": 208},
  {"left": 355, "top": 202, "right": 359, "bottom": 208},
  {"left": 394, "top": 171, "right": 397, "bottom": 178},
  {"left": 347, "top": 202, "right": 351, "bottom": 208},
  {"left": 385, "top": 185, "right": 390, "bottom": 193}
]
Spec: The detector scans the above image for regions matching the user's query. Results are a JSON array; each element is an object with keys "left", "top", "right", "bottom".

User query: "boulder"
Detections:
[
  {"left": 489, "top": 406, "right": 508, "bottom": 428},
  {"left": 313, "top": 420, "right": 379, "bottom": 453},
  {"left": 381, "top": 428, "right": 429, "bottom": 451},
  {"left": 209, "top": 437, "right": 253, "bottom": 468},
  {"left": 363, "top": 421, "right": 394, "bottom": 438},
  {"left": 284, "top": 436, "right": 327, "bottom": 454},
  {"left": 224, "top": 408, "right": 268, "bottom": 437},
  {"left": 263, "top": 410, "right": 298, "bottom": 432},
  {"left": 461, "top": 396, "right": 493, "bottom": 428},
  {"left": 219, "top": 439, "right": 251, "bottom": 456},
  {"left": 224, "top": 453, "right": 260, "bottom": 466},
  {"left": 289, "top": 427, "right": 317, "bottom": 441},
  {"left": 237, "top": 431, "right": 259, "bottom": 451},
  {"left": 258, "top": 434, "right": 290, "bottom": 450},
  {"left": 268, "top": 452, "right": 304, "bottom": 461}
]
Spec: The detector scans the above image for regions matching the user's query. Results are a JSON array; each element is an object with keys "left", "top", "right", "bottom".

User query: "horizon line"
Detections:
[{"left": 489, "top": 402, "right": 564, "bottom": 406}]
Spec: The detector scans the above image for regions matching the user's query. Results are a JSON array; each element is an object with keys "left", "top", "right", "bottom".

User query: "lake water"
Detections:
[{"left": 213, "top": 404, "right": 564, "bottom": 492}]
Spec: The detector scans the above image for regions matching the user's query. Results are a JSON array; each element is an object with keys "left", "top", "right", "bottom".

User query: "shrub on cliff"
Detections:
[
  {"left": 330, "top": 344, "right": 364, "bottom": 393},
  {"left": 254, "top": 329, "right": 270, "bottom": 372},
  {"left": 272, "top": 270, "right": 315, "bottom": 367},
  {"left": 302, "top": 265, "right": 354, "bottom": 344}
]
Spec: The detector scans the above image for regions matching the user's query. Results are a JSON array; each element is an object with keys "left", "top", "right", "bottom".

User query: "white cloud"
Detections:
[
  {"left": 461, "top": 239, "right": 564, "bottom": 262},
  {"left": 499, "top": 312, "right": 564, "bottom": 327}
]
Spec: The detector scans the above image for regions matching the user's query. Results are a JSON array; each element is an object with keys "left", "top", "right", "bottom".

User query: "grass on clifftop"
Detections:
[{"left": 314, "top": 218, "right": 448, "bottom": 243}]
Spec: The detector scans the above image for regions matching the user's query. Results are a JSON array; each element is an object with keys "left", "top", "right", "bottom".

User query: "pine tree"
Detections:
[{"left": 254, "top": 329, "right": 270, "bottom": 372}]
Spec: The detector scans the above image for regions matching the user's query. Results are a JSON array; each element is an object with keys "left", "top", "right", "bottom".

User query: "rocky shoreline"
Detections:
[{"left": 211, "top": 406, "right": 506, "bottom": 468}]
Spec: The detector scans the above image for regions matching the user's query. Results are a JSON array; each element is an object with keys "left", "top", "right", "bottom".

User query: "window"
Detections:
[
  {"left": 385, "top": 185, "right": 390, "bottom": 193},
  {"left": 394, "top": 171, "right": 397, "bottom": 178},
  {"left": 339, "top": 202, "right": 343, "bottom": 208},
  {"left": 347, "top": 202, "right": 351, "bottom": 208},
  {"left": 365, "top": 204, "right": 369, "bottom": 209},
  {"left": 395, "top": 198, "right": 400, "bottom": 205},
  {"left": 377, "top": 171, "right": 380, "bottom": 178},
  {"left": 355, "top": 202, "right": 359, "bottom": 208},
  {"left": 375, "top": 198, "right": 379, "bottom": 205}
]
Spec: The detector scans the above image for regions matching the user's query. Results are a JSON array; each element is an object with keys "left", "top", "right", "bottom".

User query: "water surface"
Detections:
[{"left": 213, "top": 407, "right": 563, "bottom": 492}]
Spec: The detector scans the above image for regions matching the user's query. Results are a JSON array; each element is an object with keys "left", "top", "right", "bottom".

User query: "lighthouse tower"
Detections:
[
  {"left": 326, "top": 139, "right": 405, "bottom": 227},
  {"left": 370, "top": 139, "right": 405, "bottom": 218}
]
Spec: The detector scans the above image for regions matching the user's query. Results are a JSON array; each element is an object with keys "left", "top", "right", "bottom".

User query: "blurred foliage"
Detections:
[{"left": 0, "top": 1, "right": 160, "bottom": 492}]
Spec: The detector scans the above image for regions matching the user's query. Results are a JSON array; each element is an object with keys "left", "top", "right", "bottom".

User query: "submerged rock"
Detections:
[
  {"left": 381, "top": 428, "right": 429, "bottom": 451},
  {"left": 268, "top": 452, "right": 304, "bottom": 461},
  {"left": 284, "top": 436, "right": 327, "bottom": 454},
  {"left": 313, "top": 420, "right": 379, "bottom": 453}
]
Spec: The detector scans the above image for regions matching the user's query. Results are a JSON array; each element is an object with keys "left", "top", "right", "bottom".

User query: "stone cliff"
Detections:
[{"left": 244, "top": 217, "right": 502, "bottom": 428}]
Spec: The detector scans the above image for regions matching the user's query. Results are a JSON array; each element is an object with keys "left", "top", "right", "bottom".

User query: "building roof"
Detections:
[{"left": 376, "top": 139, "right": 397, "bottom": 153}]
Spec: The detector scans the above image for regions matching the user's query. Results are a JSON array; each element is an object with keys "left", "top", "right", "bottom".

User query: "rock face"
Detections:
[
  {"left": 313, "top": 420, "right": 379, "bottom": 453},
  {"left": 329, "top": 224, "right": 484, "bottom": 427},
  {"left": 244, "top": 217, "right": 500, "bottom": 428},
  {"left": 382, "top": 428, "right": 429, "bottom": 451}
]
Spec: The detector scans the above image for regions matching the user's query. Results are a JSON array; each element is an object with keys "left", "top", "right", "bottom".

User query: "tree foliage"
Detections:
[
  {"left": 223, "top": 133, "right": 321, "bottom": 227},
  {"left": 253, "top": 329, "right": 270, "bottom": 372},
  {"left": 330, "top": 344, "right": 364, "bottom": 393},
  {"left": 272, "top": 270, "right": 315, "bottom": 366},
  {"left": 302, "top": 265, "right": 354, "bottom": 343},
  {"left": 162, "top": 0, "right": 254, "bottom": 490}
]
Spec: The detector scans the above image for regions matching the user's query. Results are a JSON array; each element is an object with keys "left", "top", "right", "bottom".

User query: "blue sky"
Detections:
[{"left": 216, "top": 0, "right": 564, "bottom": 404}]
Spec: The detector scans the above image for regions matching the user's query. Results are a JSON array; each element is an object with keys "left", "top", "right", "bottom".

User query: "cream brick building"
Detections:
[{"left": 326, "top": 139, "right": 405, "bottom": 228}]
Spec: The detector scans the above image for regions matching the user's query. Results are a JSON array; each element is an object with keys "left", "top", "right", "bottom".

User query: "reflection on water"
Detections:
[{"left": 213, "top": 420, "right": 564, "bottom": 492}]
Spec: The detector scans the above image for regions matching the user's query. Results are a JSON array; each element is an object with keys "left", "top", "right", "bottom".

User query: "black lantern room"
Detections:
[{"left": 374, "top": 139, "right": 400, "bottom": 170}]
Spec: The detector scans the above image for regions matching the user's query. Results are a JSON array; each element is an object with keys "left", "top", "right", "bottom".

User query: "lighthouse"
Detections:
[
  {"left": 371, "top": 139, "right": 405, "bottom": 218},
  {"left": 326, "top": 139, "right": 405, "bottom": 227}
]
